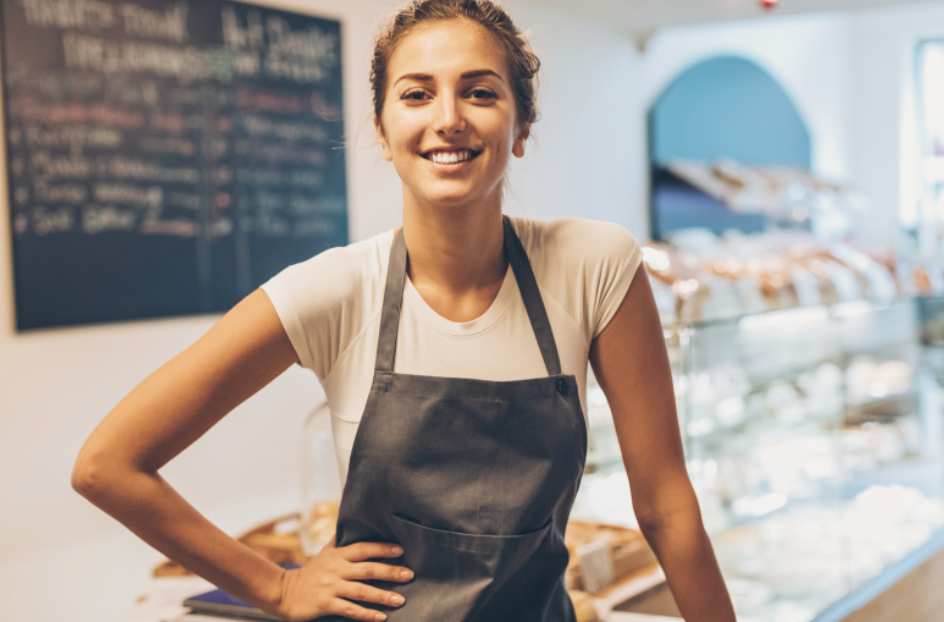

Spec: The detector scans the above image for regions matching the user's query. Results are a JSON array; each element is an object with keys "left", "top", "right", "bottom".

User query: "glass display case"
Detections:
[{"left": 574, "top": 296, "right": 944, "bottom": 622}]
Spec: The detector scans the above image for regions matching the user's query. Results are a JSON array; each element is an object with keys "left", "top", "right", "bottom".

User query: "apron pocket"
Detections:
[{"left": 386, "top": 514, "right": 553, "bottom": 620}]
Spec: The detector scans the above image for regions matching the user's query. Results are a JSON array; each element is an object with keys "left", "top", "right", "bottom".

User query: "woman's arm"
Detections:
[
  {"left": 589, "top": 264, "right": 736, "bottom": 622},
  {"left": 72, "top": 289, "right": 410, "bottom": 622}
]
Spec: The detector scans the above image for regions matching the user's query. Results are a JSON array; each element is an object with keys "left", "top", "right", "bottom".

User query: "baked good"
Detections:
[{"left": 569, "top": 589, "right": 600, "bottom": 622}]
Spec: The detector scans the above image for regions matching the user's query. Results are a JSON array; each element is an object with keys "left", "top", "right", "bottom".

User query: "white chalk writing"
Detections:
[
  {"left": 30, "top": 152, "right": 93, "bottom": 178},
  {"left": 21, "top": 0, "right": 116, "bottom": 31},
  {"left": 15, "top": 97, "right": 144, "bottom": 128},
  {"left": 222, "top": 6, "right": 264, "bottom": 49},
  {"left": 293, "top": 219, "right": 334, "bottom": 237},
  {"left": 210, "top": 218, "right": 233, "bottom": 237},
  {"left": 34, "top": 206, "right": 75, "bottom": 235},
  {"left": 120, "top": 2, "right": 189, "bottom": 43},
  {"left": 82, "top": 204, "right": 137, "bottom": 234},
  {"left": 240, "top": 114, "right": 327, "bottom": 143},
  {"left": 267, "top": 16, "right": 331, "bottom": 59},
  {"left": 166, "top": 192, "right": 200, "bottom": 210},
  {"left": 24, "top": 125, "right": 124, "bottom": 151},
  {"left": 140, "top": 218, "right": 197, "bottom": 236},
  {"left": 34, "top": 181, "right": 88, "bottom": 204},
  {"left": 264, "top": 53, "right": 330, "bottom": 83},
  {"left": 94, "top": 183, "right": 162, "bottom": 208},
  {"left": 97, "top": 155, "right": 200, "bottom": 183},
  {"left": 139, "top": 136, "right": 195, "bottom": 157},
  {"left": 62, "top": 32, "right": 217, "bottom": 83}
]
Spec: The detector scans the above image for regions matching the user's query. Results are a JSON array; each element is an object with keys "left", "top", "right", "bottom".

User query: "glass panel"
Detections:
[{"left": 582, "top": 297, "right": 944, "bottom": 621}]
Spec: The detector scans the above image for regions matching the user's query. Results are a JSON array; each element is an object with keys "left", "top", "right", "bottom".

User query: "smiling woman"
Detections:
[{"left": 71, "top": 1, "right": 736, "bottom": 622}]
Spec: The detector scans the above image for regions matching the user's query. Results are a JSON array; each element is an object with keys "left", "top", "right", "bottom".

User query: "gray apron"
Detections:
[{"left": 333, "top": 216, "right": 587, "bottom": 621}]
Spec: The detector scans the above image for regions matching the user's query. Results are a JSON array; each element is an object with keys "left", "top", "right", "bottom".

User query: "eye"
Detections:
[
  {"left": 401, "top": 89, "right": 428, "bottom": 101},
  {"left": 470, "top": 88, "right": 497, "bottom": 100}
]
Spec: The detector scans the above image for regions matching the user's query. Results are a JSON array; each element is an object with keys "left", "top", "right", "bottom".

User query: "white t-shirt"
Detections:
[{"left": 261, "top": 216, "right": 642, "bottom": 483}]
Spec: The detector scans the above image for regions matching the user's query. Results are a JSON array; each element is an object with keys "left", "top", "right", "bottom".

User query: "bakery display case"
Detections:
[{"left": 575, "top": 294, "right": 944, "bottom": 622}]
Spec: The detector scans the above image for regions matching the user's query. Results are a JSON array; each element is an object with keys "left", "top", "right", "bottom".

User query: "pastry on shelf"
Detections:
[
  {"left": 564, "top": 521, "right": 657, "bottom": 594},
  {"left": 642, "top": 243, "right": 722, "bottom": 323},
  {"left": 792, "top": 254, "right": 841, "bottom": 305}
]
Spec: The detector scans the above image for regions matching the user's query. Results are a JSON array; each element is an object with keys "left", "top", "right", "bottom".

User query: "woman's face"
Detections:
[{"left": 375, "top": 19, "right": 529, "bottom": 210}]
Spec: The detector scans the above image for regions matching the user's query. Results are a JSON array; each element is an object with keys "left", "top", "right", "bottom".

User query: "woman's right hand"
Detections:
[{"left": 278, "top": 540, "right": 413, "bottom": 622}]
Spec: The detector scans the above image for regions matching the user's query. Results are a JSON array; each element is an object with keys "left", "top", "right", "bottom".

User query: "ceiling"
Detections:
[{"left": 525, "top": 0, "right": 944, "bottom": 39}]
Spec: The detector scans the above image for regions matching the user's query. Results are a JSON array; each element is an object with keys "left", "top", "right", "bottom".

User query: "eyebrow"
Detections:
[{"left": 393, "top": 69, "right": 504, "bottom": 86}]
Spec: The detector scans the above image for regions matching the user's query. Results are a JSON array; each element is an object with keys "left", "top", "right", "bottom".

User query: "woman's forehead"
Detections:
[{"left": 387, "top": 19, "right": 509, "bottom": 83}]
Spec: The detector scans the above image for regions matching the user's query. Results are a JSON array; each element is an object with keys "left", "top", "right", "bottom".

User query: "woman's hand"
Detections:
[{"left": 278, "top": 541, "right": 413, "bottom": 622}]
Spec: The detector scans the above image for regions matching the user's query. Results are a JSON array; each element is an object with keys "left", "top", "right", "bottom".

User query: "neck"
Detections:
[{"left": 400, "top": 192, "right": 507, "bottom": 298}]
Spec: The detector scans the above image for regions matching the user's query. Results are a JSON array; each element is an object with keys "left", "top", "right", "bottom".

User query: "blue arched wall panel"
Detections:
[{"left": 649, "top": 56, "right": 811, "bottom": 169}]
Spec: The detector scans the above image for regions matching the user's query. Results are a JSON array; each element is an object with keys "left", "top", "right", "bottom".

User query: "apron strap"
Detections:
[
  {"left": 501, "top": 216, "right": 562, "bottom": 376},
  {"left": 375, "top": 226, "right": 408, "bottom": 374},
  {"left": 374, "top": 216, "right": 562, "bottom": 377}
]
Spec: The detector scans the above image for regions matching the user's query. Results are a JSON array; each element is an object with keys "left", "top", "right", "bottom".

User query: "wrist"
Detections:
[{"left": 272, "top": 566, "right": 293, "bottom": 620}]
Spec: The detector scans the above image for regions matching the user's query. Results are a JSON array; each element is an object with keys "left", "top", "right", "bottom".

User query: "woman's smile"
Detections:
[{"left": 421, "top": 147, "right": 482, "bottom": 170}]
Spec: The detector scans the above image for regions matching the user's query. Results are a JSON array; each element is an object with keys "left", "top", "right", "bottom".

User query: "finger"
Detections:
[
  {"left": 336, "top": 580, "right": 406, "bottom": 609},
  {"left": 325, "top": 597, "right": 389, "bottom": 622},
  {"left": 339, "top": 541, "right": 403, "bottom": 561},
  {"left": 344, "top": 561, "right": 414, "bottom": 583}
]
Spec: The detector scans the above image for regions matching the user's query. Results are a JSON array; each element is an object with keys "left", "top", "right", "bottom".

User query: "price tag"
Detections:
[{"left": 577, "top": 538, "right": 615, "bottom": 594}]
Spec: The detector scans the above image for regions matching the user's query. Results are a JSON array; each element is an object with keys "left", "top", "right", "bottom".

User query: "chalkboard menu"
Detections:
[{"left": 1, "top": 0, "right": 348, "bottom": 330}]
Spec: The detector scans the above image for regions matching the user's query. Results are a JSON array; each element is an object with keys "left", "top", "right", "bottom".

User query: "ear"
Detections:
[
  {"left": 374, "top": 114, "right": 393, "bottom": 162},
  {"left": 512, "top": 123, "right": 531, "bottom": 158}
]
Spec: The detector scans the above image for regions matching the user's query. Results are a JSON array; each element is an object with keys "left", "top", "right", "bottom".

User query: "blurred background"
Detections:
[{"left": 4, "top": 0, "right": 944, "bottom": 621}]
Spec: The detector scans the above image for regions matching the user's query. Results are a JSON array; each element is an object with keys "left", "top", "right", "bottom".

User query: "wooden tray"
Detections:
[{"left": 565, "top": 521, "right": 658, "bottom": 594}]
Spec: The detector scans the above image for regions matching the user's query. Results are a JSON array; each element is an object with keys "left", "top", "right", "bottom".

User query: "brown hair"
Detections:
[{"left": 371, "top": 0, "right": 540, "bottom": 130}]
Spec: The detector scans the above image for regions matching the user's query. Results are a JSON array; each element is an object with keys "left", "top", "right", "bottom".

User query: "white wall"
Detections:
[
  {"left": 504, "top": 2, "right": 648, "bottom": 235},
  {"left": 844, "top": 2, "right": 944, "bottom": 244},
  {"left": 0, "top": 1, "right": 646, "bottom": 621}
]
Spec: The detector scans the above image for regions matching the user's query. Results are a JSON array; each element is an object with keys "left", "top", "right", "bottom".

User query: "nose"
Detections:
[{"left": 432, "top": 92, "right": 466, "bottom": 136}]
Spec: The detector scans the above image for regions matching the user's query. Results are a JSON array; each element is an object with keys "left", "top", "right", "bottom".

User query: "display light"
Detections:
[{"left": 761, "top": 0, "right": 779, "bottom": 9}]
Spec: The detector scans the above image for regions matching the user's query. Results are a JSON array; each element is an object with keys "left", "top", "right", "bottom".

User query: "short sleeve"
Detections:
[
  {"left": 517, "top": 217, "right": 643, "bottom": 345},
  {"left": 260, "top": 245, "right": 360, "bottom": 380},
  {"left": 587, "top": 222, "right": 643, "bottom": 339}
]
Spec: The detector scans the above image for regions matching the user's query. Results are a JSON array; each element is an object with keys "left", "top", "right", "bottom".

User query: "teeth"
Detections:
[{"left": 429, "top": 150, "right": 472, "bottom": 165}]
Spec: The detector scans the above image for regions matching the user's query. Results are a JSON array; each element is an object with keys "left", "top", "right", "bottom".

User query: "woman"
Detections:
[{"left": 72, "top": 1, "right": 737, "bottom": 621}]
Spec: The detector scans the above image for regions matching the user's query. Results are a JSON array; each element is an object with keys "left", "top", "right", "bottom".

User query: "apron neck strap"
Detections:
[{"left": 375, "top": 216, "right": 562, "bottom": 377}]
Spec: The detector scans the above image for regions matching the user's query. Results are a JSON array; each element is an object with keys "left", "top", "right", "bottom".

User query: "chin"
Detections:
[
  {"left": 425, "top": 194, "right": 483, "bottom": 209},
  {"left": 413, "top": 183, "right": 496, "bottom": 209}
]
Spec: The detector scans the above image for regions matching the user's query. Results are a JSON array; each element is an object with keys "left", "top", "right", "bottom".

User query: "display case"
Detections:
[{"left": 574, "top": 297, "right": 944, "bottom": 622}]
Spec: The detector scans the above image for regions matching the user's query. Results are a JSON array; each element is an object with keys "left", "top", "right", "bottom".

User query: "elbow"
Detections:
[
  {"left": 71, "top": 447, "right": 116, "bottom": 502},
  {"left": 71, "top": 452, "right": 100, "bottom": 500},
  {"left": 634, "top": 490, "right": 704, "bottom": 535}
]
